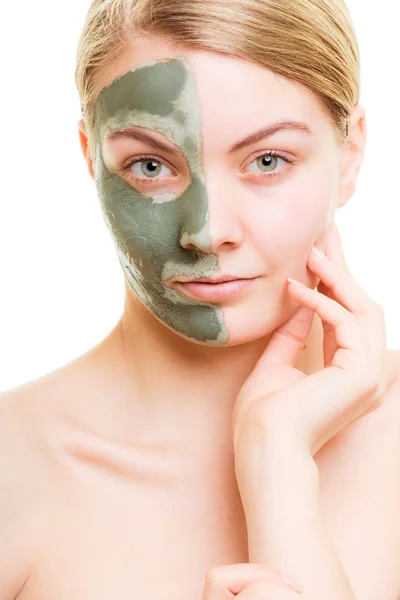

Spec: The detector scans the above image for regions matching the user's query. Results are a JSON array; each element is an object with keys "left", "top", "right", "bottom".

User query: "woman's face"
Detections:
[{"left": 91, "top": 37, "right": 345, "bottom": 346}]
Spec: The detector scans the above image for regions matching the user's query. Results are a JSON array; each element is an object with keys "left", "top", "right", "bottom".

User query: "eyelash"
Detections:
[{"left": 120, "top": 150, "right": 296, "bottom": 186}]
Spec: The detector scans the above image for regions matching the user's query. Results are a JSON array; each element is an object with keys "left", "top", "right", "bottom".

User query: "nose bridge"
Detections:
[
  {"left": 179, "top": 167, "right": 243, "bottom": 253},
  {"left": 204, "top": 170, "right": 242, "bottom": 250},
  {"left": 179, "top": 174, "right": 212, "bottom": 252}
]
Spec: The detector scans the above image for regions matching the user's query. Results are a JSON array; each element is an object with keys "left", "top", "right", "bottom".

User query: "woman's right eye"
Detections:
[{"left": 128, "top": 157, "right": 174, "bottom": 180}]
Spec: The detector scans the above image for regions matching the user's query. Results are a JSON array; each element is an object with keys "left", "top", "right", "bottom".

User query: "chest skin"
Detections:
[{"left": 15, "top": 369, "right": 400, "bottom": 600}]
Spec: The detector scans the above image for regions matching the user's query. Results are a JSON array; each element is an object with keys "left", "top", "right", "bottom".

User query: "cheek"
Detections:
[{"left": 249, "top": 176, "right": 336, "bottom": 272}]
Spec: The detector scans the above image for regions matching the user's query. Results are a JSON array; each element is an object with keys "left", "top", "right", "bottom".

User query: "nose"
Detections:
[{"left": 179, "top": 174, "right": 243, "bottom": 254}]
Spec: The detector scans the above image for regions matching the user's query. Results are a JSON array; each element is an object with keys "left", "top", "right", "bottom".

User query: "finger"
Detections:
[
  {"left": 238, "top": 580, "right": 302, "bottom": 599},
  {"left": 258, "top": 305, "right": 315, "bottom": 367},
  {"left": 288, "top": 269, "right": 386, "bottom": 390},
  {"left": 323, "top": 222, "right": 352, "bottom": 277},
  {"left": 201, "top": 564, "right": 301, "bottom": 599},
  {"left": 326, "top": 226, "right": 387, "bottom": 379},
  {"left": 307, "top": 244, "right": 375, "bottom": 317},
  {"left": 307, "top": 243, "right": 386, "bottom": 380},
  {"left": 259, "top": 224, "right": 358, "bottom": 369},
  {"left": 285, "top": 278, "right": 363, "bottom": 371}
]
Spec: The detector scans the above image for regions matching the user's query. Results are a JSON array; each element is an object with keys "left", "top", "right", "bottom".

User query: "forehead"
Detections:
[
  {"left": 94, "top": 36, "right": 321, "bottom": 120},
  {"left": 95, "top": 60, "right": 188, "bottom": 120},
  {"left": 93, "top": 38, "right": 332, "bottom": 151}
]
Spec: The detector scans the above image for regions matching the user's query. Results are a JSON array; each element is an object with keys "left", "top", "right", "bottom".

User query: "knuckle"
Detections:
[
  {"left": 205, "top": 565, "right": 227, "bottom": 586},
  {"left": 246, "top": 400, "right": 292, "bottom": 433},
  {"left": 204, "top": 563, "right": 283, "bottom": 593},
  {"left": 242, "top": 578, "right": 298, "bottom": 598},
  {"left": 244, "top": 580, "right": 273, "bottom": 595}
]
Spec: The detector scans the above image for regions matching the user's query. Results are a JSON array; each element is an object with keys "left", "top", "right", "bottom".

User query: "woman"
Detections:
[{"left": 1, "top": 0, "right": 399, "bottom": 598}]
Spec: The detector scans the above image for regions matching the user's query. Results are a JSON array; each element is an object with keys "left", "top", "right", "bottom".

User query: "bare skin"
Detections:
[
  {"left": 1, "top": 316, "right": 400, "bottom": 600},
  {"left": 2, "top": 37, "right": 400, "bottom": 600}
]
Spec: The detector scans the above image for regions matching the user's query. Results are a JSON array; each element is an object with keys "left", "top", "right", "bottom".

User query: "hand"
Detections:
[
  {"left": 232, "top": 223, "right": 388, "bottom": 458},
  {"left": 201, "top": 563, "right": 303, "bottom": 599}
]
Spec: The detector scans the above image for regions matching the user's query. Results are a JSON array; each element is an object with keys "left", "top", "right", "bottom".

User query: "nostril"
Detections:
[{"left": 180, "top": 229, "right": 212, "bottom": 253}]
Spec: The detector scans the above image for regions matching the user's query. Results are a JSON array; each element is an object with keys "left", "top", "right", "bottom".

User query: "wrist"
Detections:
[
  {"left": 235, "top": 420, "right": 315, "bottom": 467},
  {"left": 234, "top": 422, "right": 319, "bottom": 498}
]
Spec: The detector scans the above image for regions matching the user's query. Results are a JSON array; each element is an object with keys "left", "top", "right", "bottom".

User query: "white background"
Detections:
[{"left": 0, "top": 1, "right": 398, "bottom": 391}]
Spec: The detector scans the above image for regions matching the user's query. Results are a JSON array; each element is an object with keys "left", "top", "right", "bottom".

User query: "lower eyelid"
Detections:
[
  {"left": 132, "top": 176, "right": 170, "bottom": 186},
  {"left": 129, "top": 159, "right": 173, "bottom": 177},
  {"left": 123, "top": 153, "right": 294, "bottom": 187},
  {"left": 244, "top": 154, "right": 290, "bottom": 171}
]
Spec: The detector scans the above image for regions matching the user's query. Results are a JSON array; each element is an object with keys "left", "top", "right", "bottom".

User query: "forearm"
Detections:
[{"left": 237, "top": 425, "right": 356, "bottom": 600}]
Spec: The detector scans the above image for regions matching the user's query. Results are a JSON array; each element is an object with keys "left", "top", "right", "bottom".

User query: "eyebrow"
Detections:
[
  {"left": 106, "top": 119, "right": 313, "bottom": 156},
  {"left": 106, "top": 128, "right": 185, "bottom": 157},
  {"left": 228, "top": 120, "right": 314, "bottom": 153}
]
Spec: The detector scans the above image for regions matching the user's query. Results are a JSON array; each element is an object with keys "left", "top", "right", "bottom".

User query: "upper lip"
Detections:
[{"left": 171, "top": 274, "right": 257, "bottom": 284}]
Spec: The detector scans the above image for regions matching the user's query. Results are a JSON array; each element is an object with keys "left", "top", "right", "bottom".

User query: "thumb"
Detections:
[
  {"left": 234, "top": 306, "right": 313, "bottom": 420},
  {"left": 257, "top": 305, "right": 315, "bottom": 368}
]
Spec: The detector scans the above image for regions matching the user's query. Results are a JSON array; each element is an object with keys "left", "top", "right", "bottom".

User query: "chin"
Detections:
[
  {"left": 160, "top": 297, "right": 299, "bottom": 348},
  {"left": 129, "top": 282, "right": 299, "bottom": 348},
  {"left": 219, "top": 296, "right": 300, "bottom": 347}
]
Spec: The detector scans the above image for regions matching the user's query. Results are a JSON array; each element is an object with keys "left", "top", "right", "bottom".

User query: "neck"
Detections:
[{"left": 94, "top": 288, "right": 324, "bottom": 451}]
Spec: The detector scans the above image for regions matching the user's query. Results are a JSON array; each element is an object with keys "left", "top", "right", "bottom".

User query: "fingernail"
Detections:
[
  {"left": 279, "top": 574, "right": 303, "bottom": 593},
  {"left": 311, "top": 245, "right": 329, "bottom": 261},
  {"left": 287, "top": 277, "right": 305, "bottom": 287}
]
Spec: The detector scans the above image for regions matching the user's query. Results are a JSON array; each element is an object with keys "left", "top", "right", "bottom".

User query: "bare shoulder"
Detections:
[
  {"left": 0, "top": 354, "right": 98, "bottom": 600},
  {"left": 0, "top": 380, "right": 58, "bottom": 599}
]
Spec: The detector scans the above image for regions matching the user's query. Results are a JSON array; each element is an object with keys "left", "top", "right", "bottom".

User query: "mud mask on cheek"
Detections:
[{"left": 93, "top": 59, "right": 229, "bottom": 344}]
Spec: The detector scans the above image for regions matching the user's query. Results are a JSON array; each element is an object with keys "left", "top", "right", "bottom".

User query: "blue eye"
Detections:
[
  {"left": 242, "top": 151, "right": 296, "bottom": 182},
  {"left": 129, "top": 157, "right": 173, "bottom": 179},
  {"left": 245, "top": 152, "right": 289, "bottom": 174}
]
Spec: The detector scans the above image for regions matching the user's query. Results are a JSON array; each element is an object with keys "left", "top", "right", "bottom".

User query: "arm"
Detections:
[
  {"left": 237, "top": 427, "right": 355, "bottom": 600},
  {"left": 232, "top": 224, "right": 386, "bottom": 599}
]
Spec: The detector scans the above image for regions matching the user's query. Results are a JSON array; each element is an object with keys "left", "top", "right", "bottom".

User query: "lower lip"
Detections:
[{"left": 174, "top": 278, "right": 258, "bottom": 302}]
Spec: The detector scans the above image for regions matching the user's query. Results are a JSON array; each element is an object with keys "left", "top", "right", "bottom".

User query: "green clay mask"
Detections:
[{"left": 93, "top": 59, "right": 229, "bottom": 344}]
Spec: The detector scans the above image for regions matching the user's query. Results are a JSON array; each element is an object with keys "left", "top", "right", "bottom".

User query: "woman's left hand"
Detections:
[{"left": 232, "top": 223, "right": 388, "bottom": 459}]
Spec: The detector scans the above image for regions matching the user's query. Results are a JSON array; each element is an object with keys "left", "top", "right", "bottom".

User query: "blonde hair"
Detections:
[{"left": 75, "top": 0, "right": 360, "bottom": 158}]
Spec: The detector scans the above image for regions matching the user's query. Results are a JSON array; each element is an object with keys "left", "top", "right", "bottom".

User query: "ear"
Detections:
[
  {"left": 337, "top": 103, "right": 367, "bottom": 208},
  {"left": 78, "top": 119, "right": 95, "bottom": 180}
]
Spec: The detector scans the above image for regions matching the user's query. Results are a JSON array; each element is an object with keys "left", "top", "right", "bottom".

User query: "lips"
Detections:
[
  {"left": 171, "top": 274, "right": 250, "bottom": 284},
  {"left": 167, "top": 276, "right": 259, "bottom": 302}
]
